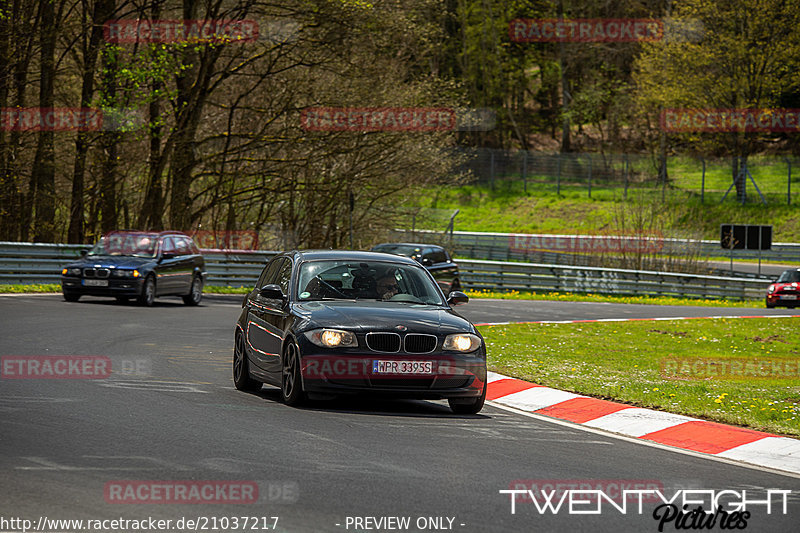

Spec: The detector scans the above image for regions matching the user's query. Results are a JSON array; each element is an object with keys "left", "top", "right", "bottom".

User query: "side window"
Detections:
[
  {"left": 429, "top": 249, "right": 447, "bottom": 263},
  {"left": 161, "top": 237, "right": 177, "bottom": 255},
  {"left": 175, "top": 237, "right": 191, "bottom": 256},
  {"left": 181, "top": 237, "right": 198, "bottom": 255},
  {"left": 276, "top": 259, "right": 292, "bottom": 296},
  {"left": 423, "top": 248, "right": 446, "bottom": 264},
  {"left": 256, "top": 257, "right": 283, "bottom": 288}
]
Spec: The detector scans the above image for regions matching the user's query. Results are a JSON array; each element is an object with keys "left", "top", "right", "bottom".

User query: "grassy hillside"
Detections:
[{"left": 416, "top": 183, "right": 800, "bottom": 242}]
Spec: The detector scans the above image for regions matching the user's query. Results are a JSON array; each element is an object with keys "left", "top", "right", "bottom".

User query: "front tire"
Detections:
[
  {"left": 766, "top": 298, "right": 776, "bottom": 309},
  {"left": 448, "top": 381, "right": 486, "bottom": 415},
  {"left": 63, "top": 291, "right": 80, "bottom": 302},
  {"left": 233, "top": 329, "right": 261, "bottom": 392},
  {"left": 137, "top": 275, "right": 156, "bottom": 306},
  {"left": 183, "top": 275, "right": 203, "bottom": 306},
  {"left": 281, "top": 341, "right": 306, "bottom": 406}
]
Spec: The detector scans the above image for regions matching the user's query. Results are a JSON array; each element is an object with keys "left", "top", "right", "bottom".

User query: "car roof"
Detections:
[
  {"left": 372, "top": 242, "right": 442, "bottom": 250},
  {"left": 106, "top": 230, "right": 190, "bottom": 238},
  {"left": 284, "top": 249, "right": 420, "bottom": 265}
]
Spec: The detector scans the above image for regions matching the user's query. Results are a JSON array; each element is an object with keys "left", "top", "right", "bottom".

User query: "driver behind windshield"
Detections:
[{"left": 376, "top": 273, "right": 400, "bottom": 300}]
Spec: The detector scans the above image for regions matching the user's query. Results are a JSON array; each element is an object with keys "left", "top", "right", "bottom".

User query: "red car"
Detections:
[{"left": 766, "top": 269, "right": 800, "bottom": 308}]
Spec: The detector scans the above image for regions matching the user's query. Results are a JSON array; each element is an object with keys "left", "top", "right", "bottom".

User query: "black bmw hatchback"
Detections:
[
  {"left": 60, "top": 230, "right": 206, "bottom": 306},
  {"left": 233, "top": 250, "right": 487, "bottom": 414}
]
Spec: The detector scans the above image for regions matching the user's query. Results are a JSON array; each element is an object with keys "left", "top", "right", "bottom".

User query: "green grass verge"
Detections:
[
  {"left": 479, "top": 317, "right": 800, "bottom": 437},
  {"left": 203, "top": 285, "right": 251, "bottom": 294},
  {"left": 0, "top": 284, "right": 253, "bottom": 294},
  {"left": 464, "top": 289, "right": 762, "bottom": 308},
  {"left": 1, "top": 283, "right": 762, "bottom": 307},
  {"left": 0, "top": 284, "right": 61, "bottom": 293}
]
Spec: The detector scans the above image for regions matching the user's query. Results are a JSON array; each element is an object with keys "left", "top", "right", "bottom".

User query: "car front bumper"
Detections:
[
  {"left": 62, "top": 276, "right": 144, "bottom": 297},
  {"left": 767, "top": 292, "right": 799, "bottom": 306},
  {"left": 296, "top": 348, "right": 487, "bottom": 399}
]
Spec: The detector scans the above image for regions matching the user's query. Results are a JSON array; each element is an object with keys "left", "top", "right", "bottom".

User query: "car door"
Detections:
[
  {"left": 173, "top": 237, "right": 194, "bottom": 293},
  {"left": 155, "top": 236, "right": 180, "bottom": 295},
  {"left": 263, "top": 258, "right": 294, "bottom": 373},
  {"left": 245, "top": 257, "right": 286, "bottom": 374}
]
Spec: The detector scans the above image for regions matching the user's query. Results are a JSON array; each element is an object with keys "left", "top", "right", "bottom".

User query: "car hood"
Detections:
[
  {"left": 66, "top": 255, "right": 155, "bottom": 269},
  {"left": 292, "top": 301, "right": 474, "bottom": 335},
  {"left": 772, "top": 282, "right": 800, "bottom": 291}
]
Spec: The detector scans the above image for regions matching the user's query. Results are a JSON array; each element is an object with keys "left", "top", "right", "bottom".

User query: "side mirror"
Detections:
[
  {"left": 447, "top": 290, "right": 469, "bottom": 306},
  {"left": 161, "top": 252, "right": 176, "bottom": 260},
  {"left": 421, "top": 257, "right": 433, "bottom": 267},
  {"left": 80, "top": 249, "right": 88, "bottom": 257},
  {"left": 259, "top": 283, "right": 285, "bottom": 300}
]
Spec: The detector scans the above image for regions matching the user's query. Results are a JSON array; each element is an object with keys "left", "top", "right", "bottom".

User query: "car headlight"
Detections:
[
  {"left": 304, "top": 329, "right": 358, "bottom": 348},
  {"left": 768, "top": 285, "right": 776, "bottom": 294},
  {"left": 62, "top": 267, "right": 81, "bottom": 276},
  {"left": 111, "top": 269, "right": 140, "bottom": 278},
  {"left": 443, "top": 333, "right": 482, "bottom": 352}
]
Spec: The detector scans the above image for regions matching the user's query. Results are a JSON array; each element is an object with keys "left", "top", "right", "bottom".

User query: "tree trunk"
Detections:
[
  {"left": 68, "top": 0, "right": 114, "bottom": 243},
  {"left": 99, "top": 38, "right": 119, "bottom": 234},
  {"left": 167, "top": 0, "right": 223, "bottom": 230},
  {"left": 7, "top": 0, "right": 37, "bottom": 241},
  {"left": 139, "top": 0, "right": 165, "bottom": 230},
  {"left": 558, "top": 1, "right": 570, "bottom": 153},
  {"left": 0, "top": 1, "right": 10, "bottom": 240},
  {"left": 31, "top": 0, "right": 57, "bottom": 242}
]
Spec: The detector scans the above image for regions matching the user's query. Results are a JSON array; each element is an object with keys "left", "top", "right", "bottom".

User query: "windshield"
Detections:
[
  {"left": 777, "top": 270, "right": 800, "bottom": 283},
  {"left": 297, "top": 260, "right": 444, "bottom": 305},
  {"left": 88, "top": 232, "right": 159, "bottom": 258}
]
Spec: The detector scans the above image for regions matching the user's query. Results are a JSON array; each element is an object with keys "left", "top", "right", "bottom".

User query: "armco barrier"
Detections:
[
  {"left": 393, "top": 229, "right": 800, "bottom": 267},
  {"left": 0, "top": 242, "right": 274, "bottom": 286},
  {"left": 0, "top": 241, "right": 771, "bottom": 300},
  {"left": 457, "top": 259, "right": 770, "bottom": 300}
]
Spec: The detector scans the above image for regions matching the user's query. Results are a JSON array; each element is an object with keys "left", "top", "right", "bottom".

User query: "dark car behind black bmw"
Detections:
[
  {"left": 370, "top": 242, "right": 461, "bottom": 295},
  {"left": 234, "top": 250, "right": 487, "bottom": 414},
  {"left": 60, "top": 230, "right": 206, "bottom": 306}
]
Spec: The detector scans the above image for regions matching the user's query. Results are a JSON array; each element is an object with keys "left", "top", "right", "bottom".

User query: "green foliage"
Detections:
[{"left": 634, "top": 0, "right": 800, "bottom": 157}]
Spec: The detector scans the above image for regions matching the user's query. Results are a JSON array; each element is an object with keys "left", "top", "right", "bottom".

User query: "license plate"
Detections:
[
  {"left": 373, "top": 360, "right": 433, "bottom": 374},
  {"left": 780, "top": 294, "right": 797, "bottom": 300},
  {"left": 83, "top": 279, "right": 108, "bottom": 287}
]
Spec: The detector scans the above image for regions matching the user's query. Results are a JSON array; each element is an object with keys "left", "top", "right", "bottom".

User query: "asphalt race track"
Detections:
[{"left": 1, "top": 294, "right": 799, "bottom": 533}]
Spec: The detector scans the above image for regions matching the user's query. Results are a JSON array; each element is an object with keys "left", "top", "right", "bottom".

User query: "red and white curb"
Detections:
[{"left": 486, "top": 371, "right": 800, "bottom": 475}]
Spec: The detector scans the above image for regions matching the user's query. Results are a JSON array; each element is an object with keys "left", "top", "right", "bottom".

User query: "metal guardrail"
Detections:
[
  {"left": 0, "top": 241, "right": 772, "bottom": 300},
  {"left": 0, "top": 242, "right": 275, "bottom": 286},
  {"left": 458, "top": 259, "right": 771, "bottom": 301},
  {"left": 394, "top": 229, "right": 800, "bottom": 267}
]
